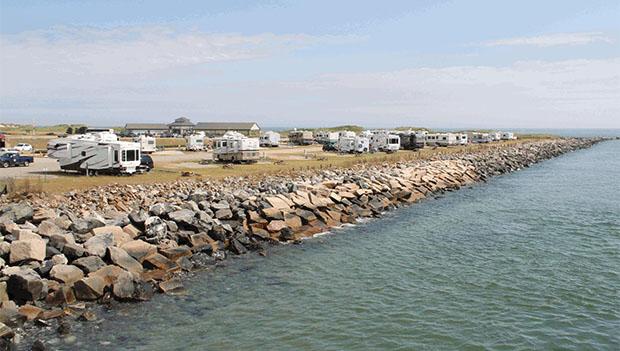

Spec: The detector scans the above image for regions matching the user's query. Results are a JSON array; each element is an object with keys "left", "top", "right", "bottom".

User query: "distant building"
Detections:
[
  {"left": 194, "top": 122, "right": 260, "bottom": 137},
  {"left": 124, "top": 123, "right": 169, "bottom": 136},
  {"left": 167, "top": 117, "right": 195, "bottom": 135}
]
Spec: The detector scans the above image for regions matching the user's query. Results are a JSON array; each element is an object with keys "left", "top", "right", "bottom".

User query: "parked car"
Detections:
[
  {"left": 137, "top": 154, "right": 154, "bottom": 173},
  {"left": 13, "top": 143, "right": 33, "bottom": 152},
  {"left": 0, "top": 152, "right": 34, "bottom": 167}
]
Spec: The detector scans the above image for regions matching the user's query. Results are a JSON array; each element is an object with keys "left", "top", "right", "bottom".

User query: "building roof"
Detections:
[
  {"left": 194, "top": 122, "right": 260, "bottom": 130},
  {"left": 125, "top": 123, "right": 168, "bottom": 130},
  {"left": 168, "top": 117, "right": 195, "bottom": 127}
]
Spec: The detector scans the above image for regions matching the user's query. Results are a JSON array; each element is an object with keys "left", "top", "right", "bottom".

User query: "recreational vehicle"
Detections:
[
  {"left": 337, "top": 136, "right": 369, "bottom": 154},
  {"left": 470, "top": 132, "right": 492, "bottom": 143},
  {"left": 338, "top": 130, "right": 356, "bottom": 138},
  {"left": 398, "top": 131, "right": 426, "bottom": 150},
  {"left": 426, "top": 133, "right": 458, "bottom": 147},
  {"left": 185, "top": 132, "right": 206, "bottom": 151},
  {"left": 490, "top": 132, "right": 502, "bottom": 141},
  {"left": 213, "top": 131, "right": 260, "bottom": 163},
  {"left": 259, "top": 131, "right": 281, "bottom": 147},
  {"left": 134, "top": 135, "right": 157, "bottom": 153},
  {"left": 288, "top": 130, "right": 314, "bottom": 145},
  {"left": 368, "top": 131, "right": 400, "bottom": 153},
  {"left": 47, "top": 132, "right": 141, "bottom": 175},
  {"left": 455, "top": 133, "right": 468, "bottom": 145},
  {"left": 501, "top": 132, "right": 516, "bottom": 140},
  {"left": 314, "top": 131, "right": 339, "bottom": 145}
]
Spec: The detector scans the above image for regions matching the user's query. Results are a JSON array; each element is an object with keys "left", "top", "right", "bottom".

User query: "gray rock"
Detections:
[
  {"left": 83, "top": 232, "right": 114, "bottom": 257},
  {"left": 215, "top": 208, "right": 232, "bottom": 220},
  {"left": 168, "top": 209, "right": 195, "bottom": 226},
  {"left": 70, "top": 217, "right": 105, "bottom": 234},
  {"left": 49, "top": 264, "right": 84, "bottom": 286},
  {"left": 107, "top": 247, "right": 143, "bottom": 275},
  {"left": 6, "top": 270, "right": 47, "bottom": 304},
  {"left": 144, "top": 216, "right": 167, "bottom": 243},
  {"left": 0, "top": 202, "right": 33, "bottom": 224},
  {"left": 72, "top": 256, "right": 106, "bottom": 274}
]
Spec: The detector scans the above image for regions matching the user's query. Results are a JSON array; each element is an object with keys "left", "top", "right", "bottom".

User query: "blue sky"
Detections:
[{"left": 1, "top": 0, "right": 618, "bottom": 128}]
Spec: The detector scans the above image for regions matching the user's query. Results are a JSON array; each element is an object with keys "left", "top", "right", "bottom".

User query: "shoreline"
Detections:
[{"left": 0, "top": 138, "right": 603, "bottom": 348}]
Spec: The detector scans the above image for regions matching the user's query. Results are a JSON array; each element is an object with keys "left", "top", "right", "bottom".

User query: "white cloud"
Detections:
[{"left": 481, "top": 32, "right": 613, "bottom": 47}]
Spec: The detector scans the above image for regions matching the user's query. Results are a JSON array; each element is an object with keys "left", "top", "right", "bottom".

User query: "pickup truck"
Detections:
[{"left": 0, "top": 152, "right": 34, "bottom": 167}]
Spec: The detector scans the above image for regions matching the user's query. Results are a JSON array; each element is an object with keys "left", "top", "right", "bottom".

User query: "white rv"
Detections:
[
  {"left": 213, "top": 131, "right": 260, "bottom": 163},
  {"left": 259, "top": 131, "right": 281, "bottom": 147},
  {"left": 470, "top": 132, "right": 492, "bottom": 143},
  {"left": 186, "top": 132, "right": 206, "bottom": 151},
  {"left": 134, "top": 135, "right": 157, "bottom": 153},
  {"left": 455, "top": 133, "right": 468, "bottom": 145},
  {"left": 337, "top": 136, "right": 369, "bottom": 154},
  {"left": 368, "top": 131, "right": 400, "bottom": 153},
  {"left": 314, "top": 131, "right": 339, "bottom": 145},
  {"left": 501, "top": 132, "right": 516, "bottom": 140},
  {"left": 339, "top": 130, "right": 356, "bottom": 138},
  {"left": 47, "top": 132, "right": 141, "bottom": 175},
  {"left": 426, "top": 133, "right": 458, "bottom": 147},
  {"left": 397, "top": 130, "right": 426, "bottom": 150},
  {"left": 288, "top": 130, "right": 314, "bottom": 145},
  {"left": 490, "top": 132, "right": 502, "bottom": 141}
]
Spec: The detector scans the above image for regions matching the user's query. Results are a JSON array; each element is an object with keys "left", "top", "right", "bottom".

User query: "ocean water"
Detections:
[{"left": 49, "top": 140, "right": 619, "bottom": 350}]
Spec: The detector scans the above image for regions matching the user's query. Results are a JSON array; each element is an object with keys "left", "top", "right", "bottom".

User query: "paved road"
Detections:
[{"left": 0, "top": 157, "right": 60, "bottom": 179}]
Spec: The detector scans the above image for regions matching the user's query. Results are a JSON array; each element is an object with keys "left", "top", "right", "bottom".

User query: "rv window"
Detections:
[
  {"left": 114, "top": 151, "right": 118, "bottom": 162},
  {"left": 148, "top": 140, "right": 154, "bottom": 145},
  {"left": 81, "top": 151, "right": 86, "bottom": 156},
  {"left": 122, "top": 150, "right": 126, "bottom": 161},
  {"left": 126, "top": 150, "right": 137, "bottom": 161}
]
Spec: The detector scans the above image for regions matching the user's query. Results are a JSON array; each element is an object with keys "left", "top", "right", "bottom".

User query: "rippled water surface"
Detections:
[{"left": 55, "top": 141, "right": 620, "bottom": 350}]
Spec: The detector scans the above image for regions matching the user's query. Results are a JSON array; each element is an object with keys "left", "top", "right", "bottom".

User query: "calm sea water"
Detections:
[{"left": 50, "top": 140, "right": 619, "bottom": 350}]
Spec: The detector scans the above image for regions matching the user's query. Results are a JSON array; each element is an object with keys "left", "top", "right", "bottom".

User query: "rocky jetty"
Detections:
[{"left": 0, "top": 138, "right": 600, "bottom": 348}]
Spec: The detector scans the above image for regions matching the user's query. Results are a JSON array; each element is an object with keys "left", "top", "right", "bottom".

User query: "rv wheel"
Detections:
[
  {"left": 23, "top": 161, "right": 29, "bottom": 167},
  {"left": 88, "top": 170, "right": 98, "bottom": 176}
]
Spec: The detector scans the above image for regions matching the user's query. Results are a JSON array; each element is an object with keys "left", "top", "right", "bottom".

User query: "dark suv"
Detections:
[{"left": 137, "top": 154, "right": 154, "bottom": 173}]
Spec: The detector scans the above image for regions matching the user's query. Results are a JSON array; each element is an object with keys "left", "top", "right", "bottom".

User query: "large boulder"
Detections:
[
  {"left": 0, "top": 202, "right": 33, "bottom": 224},
  {"left": 112, "top": 271, "right": 135, "bottom": 301},
  {"left": 37, "top": 220, "right": 63, "bottom": 237},
  {"left": 107, "top": 247, "right": 143, "bottom": 275},
  {"left": 215, "top": 208, "right": 233, "bottom": 220},
  {"left": 83, "top": 232, "right": 114, "bottom": 257},
  {"left": 144, "top": 216, "right": 167, "bottom": 243},
  {"left": 267, "top": 220, "right": 288, "bottom": 232},
  {"left": 73, "top": 276, "right": 106, "bottom": 301},
  {"left": 49, "top": 265, "right": 84, "bottom": 286},
  {"left": 120, "top": 240, "right": 157, "bottom": 263},
  {"left": 72, "top": 256, "right": 106, "bottom": 274},
  {"left": 92, "top": 226, "right": 131, "bottom": 247},
  {"left": 7, "top": 270, "right": 47, "bottom": 304},
  {"left": 9, "top": 239, "right": 46, "bottom": 263},
  {"left": 70, "top": 217, "right": 105, "bottom": 234},
  {"left": 168, "top": 209, "right": 195, "bottom": 227}
]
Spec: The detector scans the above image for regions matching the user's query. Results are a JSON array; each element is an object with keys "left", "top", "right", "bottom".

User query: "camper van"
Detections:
[
  {"left": 501, "top": 132, "right": 516, "bottom": 140},
  {"left": 259, "top": 131, "right": 281, "bottom": 147},
  {"left": 134, "top": 135, "right": 157, "bottom": 153},
  {"left": 426, "top": 133, "right": 458, "bottom": 147},
  {"left": 213, "top": 131, "right": 260, "bottom": 163},
  {"left": 398, "top": 131, "right": 426, "bottom": 150},
  {"left": 337, "top": 135, "right": 369, "bottom": 154},
  {"left": 47, "top": 132, "right": 141, "bottom": 175},
  {"left": 186, "top": 132, "right": 206, "bottom": 151},
  {"left": 289, "top": 130, "right": 314, "bottom": 145}
]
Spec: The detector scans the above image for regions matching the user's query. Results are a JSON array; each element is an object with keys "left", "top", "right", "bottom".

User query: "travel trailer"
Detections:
[
  {"left": 490, "top": 132, "right": 502, "bottom": 141},
  {"left": 456, "top": 133, "right": 468, "bottom": 145},
  {"left": 314, "top": 131, "right": 339, "bottom": 145},
  {"left": 212, "top": 131, "right": 260, "bottom": 163},
  {"left": 337, "top": 135, "right": 369, "bottom": 154},
  {"left": 398, "top": 131, "right": 426, "bottom": 150},
  {"left": 501, "top": 132, "right": 516, "bottom": 140},
  {"left": 368, "top": 131, "right": 400, "bottom": 153},
  {"left": 426, "top": 133, "right": 458, "bottom": 147},
  {"left": 47, "top": 132, "right": 141, "bottom": 175},
  {"left": 134, "top": 135, "right": 157, "bottom": 153},
  {"left": 470, "top": 132, "right": 493, "bottom": 143},
  {"left": 185, "top": 132, "right": 206, "bottom": 151},
  {"left": 259, "top": 131, "right": 281, "bottom": 147},
  {"left": 338, "top": 130, "right": 356, "bottom": 138},
  {"left": 288, "top": 130, "right": 314, "bottom": 145}
]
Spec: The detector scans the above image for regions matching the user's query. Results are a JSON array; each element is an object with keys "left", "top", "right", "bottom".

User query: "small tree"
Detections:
[
  {"left": 66, "top": 126, "right": 74, "bottom": 134},
  {"left": 76, "top": 126, "right": 88, "bottom": 134}
]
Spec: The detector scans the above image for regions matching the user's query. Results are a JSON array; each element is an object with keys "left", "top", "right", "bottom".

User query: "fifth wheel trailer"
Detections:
[
  {"left": 213, "top": 131, "right": 260, "bottom": 163},
  {"left": 47, "top": 132, "right": 141, "bottom": 175}
]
